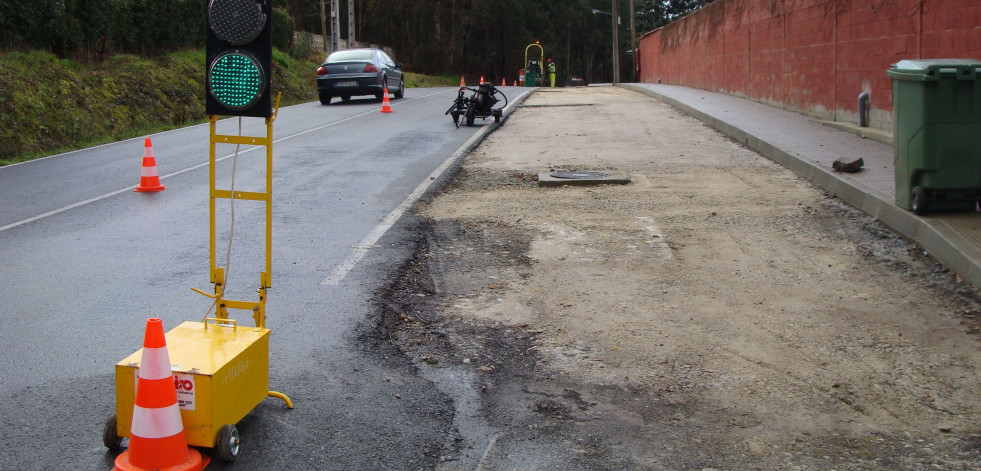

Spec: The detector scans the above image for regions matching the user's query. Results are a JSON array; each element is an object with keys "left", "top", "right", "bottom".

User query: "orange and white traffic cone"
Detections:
[
  {"left": 514, "top": 80, "right": 518, "bottom": 86},
  {"left": 502, "top": 77, "right": 506, "bottom": 86},
  {"left": 479, "top": 75, "right": 485, "bottom": 84},
  {"left": 134, "top": 138, "right": 166, "bottom": 192},
  {"left": 459, "top": 76, "right": 466, "bottom": 88},
  {"left": 114, "top": 318, "right": 208, "bottom": 471},
  {"left": 380, "top": 88, "right": 393, "bottom": 113}
]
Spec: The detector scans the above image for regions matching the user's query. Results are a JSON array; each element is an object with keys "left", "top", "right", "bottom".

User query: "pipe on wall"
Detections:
[{"left": 858, "top": 92, "right": 870, "bottom": 127}]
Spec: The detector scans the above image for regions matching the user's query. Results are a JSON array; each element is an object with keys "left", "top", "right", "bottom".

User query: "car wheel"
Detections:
[
  {"left": 341, "top": 96, "right": 351, "bottom": 103},
  {"left": 394, "top": 78, "right": 404, "bottom": 99},
  {"left": 319, "top": 93, "right": 332, "bottom": 105}
]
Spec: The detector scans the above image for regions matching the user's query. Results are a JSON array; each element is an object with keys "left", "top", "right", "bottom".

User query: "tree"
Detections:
[{"left": 635, "top": 0, "right": 714, "bottom": 33}]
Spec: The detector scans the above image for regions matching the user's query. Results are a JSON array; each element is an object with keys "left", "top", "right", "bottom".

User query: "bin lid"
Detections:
[{"left": 887, "top": 59, "right": 981, "bottom": 81}]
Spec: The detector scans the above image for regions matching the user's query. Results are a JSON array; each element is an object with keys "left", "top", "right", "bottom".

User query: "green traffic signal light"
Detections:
[
  {"left": 205, "top": 0, "right": 271, "bottom": 117},
  {"left": 208, "top": 51, "right": 266, "bottom": 110}
]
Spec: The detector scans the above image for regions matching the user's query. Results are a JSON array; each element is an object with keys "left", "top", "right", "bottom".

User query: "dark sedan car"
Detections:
[{"left": 316, "top": 48, "right": 404, "bottom": 105}]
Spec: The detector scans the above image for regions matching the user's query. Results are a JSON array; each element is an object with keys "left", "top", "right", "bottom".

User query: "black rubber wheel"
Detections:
[
  {"left": 103, "top": 414, "right": 123, "bottom": 452},
  {"left": 341, "top": 95, "right": 351, "bottom": 103},
  {"left": 394, "top": 78, "right": 404, "bottom": 98},
  {"left": 216, "top": 424, "right": 240, "bottom": 462},
  {"left": 465, "top": 108, "right": 475, "bottom": 127},
  {"left": 911, "top": 186, "right": 928, "bottom": 215},
  {"left": 318, "top": 93, "right": 332, "bottom": 105}
]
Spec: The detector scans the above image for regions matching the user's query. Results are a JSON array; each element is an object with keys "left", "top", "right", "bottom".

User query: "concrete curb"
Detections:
[
  {"left": 415, "top": 88, "right": 536, "bottom": 201},
  {"left": 620, "top": 83, "right": 981, "bottom": 289}
]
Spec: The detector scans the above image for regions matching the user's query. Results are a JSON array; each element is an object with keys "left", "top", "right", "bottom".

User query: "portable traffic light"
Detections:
[{"left": 206, "top": 0, "right": 273, "bottom": 117}]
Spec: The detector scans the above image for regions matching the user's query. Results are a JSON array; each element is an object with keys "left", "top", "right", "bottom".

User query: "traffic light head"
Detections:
[{"left": 206, "top": 0, "right": 272, "bottom": 117}]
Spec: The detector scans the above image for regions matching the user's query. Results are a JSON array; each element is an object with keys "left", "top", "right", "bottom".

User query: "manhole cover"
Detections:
[{"left": 550, "top": 171, "right": 610, "bottom": 179}]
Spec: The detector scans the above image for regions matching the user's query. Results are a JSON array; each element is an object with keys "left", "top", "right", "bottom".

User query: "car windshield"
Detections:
[{"left": 326, "top": 50, "right": 374, "bottom": 63}]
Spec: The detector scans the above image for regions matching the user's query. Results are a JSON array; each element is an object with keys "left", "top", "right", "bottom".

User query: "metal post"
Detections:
[
  {"left": 612, "top": 0, "right": 620, "bottom": 84},
  {"left": 319, "top": 0, "right": 327, "bottom": 52},
  {"left": 630, "top": 0, "right": 636, "bottom": 82},
  {"left": 331, "top": 0, "right": 340, "bottom": 52},
  {"left": 347, "top": 0, "right": 355, "bottom": 48}
]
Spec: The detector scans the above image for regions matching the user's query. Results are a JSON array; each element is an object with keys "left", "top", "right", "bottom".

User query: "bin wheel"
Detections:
[
  {"left": 911, "top": 186, "right": 928, "bottom": 215},
  {"left": 216, "top": 424, "right": 240, "bottom": 462},
  {"left": 103, "top": 414, "right": 123, "bottom": 452}
]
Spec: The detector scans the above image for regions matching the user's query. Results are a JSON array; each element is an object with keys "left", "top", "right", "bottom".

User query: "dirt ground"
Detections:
[{"left": 374, "top": 86, "right": 981, "bottom": 470}]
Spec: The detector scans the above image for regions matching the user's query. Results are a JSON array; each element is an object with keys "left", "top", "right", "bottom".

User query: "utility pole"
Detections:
[
  {"left": 348, "top": 0, "right": 355, "bottom": 47},
  {"left": 612, "top": 0, "right": 620, "bottom": 84},
  {"left": 630, "top": 0, "right": 636, "bottom": 82},
  {"left": 320, "top": 0, "right": 327, "bottom": 52},
  {"left": 331, "top": 0, "right": 340, "bottom": 51}
]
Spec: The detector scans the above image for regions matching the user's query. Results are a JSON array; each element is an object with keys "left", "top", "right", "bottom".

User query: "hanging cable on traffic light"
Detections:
[{"left": 206, "top": 0, "right": 273, "bottom": 117}]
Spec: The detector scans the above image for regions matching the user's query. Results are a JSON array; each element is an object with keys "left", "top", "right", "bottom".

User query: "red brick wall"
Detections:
[{"left": 638, "top": 0, "right": 981, "bottom": 129}]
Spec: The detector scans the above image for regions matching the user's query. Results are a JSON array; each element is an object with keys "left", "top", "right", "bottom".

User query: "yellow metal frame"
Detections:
[
  {"left": 195, "top": 94, "right": 290, "bottom": 407},
  {"left": 194, "top": 114, "right": 274, "bottom": 328},
  {"left": 524, "top": 42, "right": 545, "bottom": 72}
]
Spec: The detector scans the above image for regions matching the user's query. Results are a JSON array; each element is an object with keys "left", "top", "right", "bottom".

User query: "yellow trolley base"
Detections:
[{"left": 114, "top": 319, "right": 291, "bottom": 452}]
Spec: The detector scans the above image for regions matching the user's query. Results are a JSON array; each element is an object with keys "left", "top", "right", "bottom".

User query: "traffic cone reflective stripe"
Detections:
[
  {"left": 131, "top": 403, "right": 183, "bottom": 437},
  {"left": 380, "top": 88, "right": 393, "bottom": 113},
  {"left": 137, "top": 346, "right": 171, "bottom": 379},
  {"left": 134, "top": 138, "right": 166, "bottom": 192},
  {"left": 114, "top": 318, "right": 207, "bottom": 471}
]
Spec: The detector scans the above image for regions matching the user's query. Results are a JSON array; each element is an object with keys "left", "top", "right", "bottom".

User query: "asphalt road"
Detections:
[{"left": 0, "top": 86, "right": 529, "bottom": 470}]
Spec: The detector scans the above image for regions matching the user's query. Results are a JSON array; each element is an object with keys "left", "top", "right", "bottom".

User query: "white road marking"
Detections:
[
  {"left": 0, "top": 90, "right": 450, "bottom": 233},
  {"left": 321, "top": 90, "right": 529, "bottom": 285}
]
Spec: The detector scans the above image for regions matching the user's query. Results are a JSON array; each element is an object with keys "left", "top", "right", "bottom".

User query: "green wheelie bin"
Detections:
[
  {"left": 524, "top": 69, "right": 538, "bottom": 87},
  {"left": 887, "top": 59, "right": 981, "bottom": 214}
]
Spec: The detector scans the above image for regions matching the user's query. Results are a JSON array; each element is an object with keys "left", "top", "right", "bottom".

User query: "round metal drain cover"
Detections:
[{"left": 550, "top": 171, "right": 610, "bottom": 179}]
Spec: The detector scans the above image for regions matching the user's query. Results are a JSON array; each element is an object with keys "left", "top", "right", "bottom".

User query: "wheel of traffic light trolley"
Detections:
[
  {"left": 319, "top": 93, "right": 332, "bottom": 105},
  {"left": 911, "top": 186, "right": 928, "bottom": 215},
  {"left": 394, "top": 78, "right": 405, "bottom": 99},
  {"left": 103, "top": 414, "right": 123, "bottom": 452},
  {"left": 465, "top": 108, "right": 475, "bottom": 127},
  {"left": 216, "top": 424, "right": 241, "bottom": 462}
]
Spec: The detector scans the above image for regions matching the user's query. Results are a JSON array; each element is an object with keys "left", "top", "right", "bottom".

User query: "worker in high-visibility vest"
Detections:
[{"left": 547, "top": 58, "right": 556, "bottom": 87}]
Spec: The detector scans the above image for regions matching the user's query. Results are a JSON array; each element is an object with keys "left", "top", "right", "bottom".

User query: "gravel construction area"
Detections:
[{"left": 369, "top": 86, "right": 981, "bottom": 470}]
